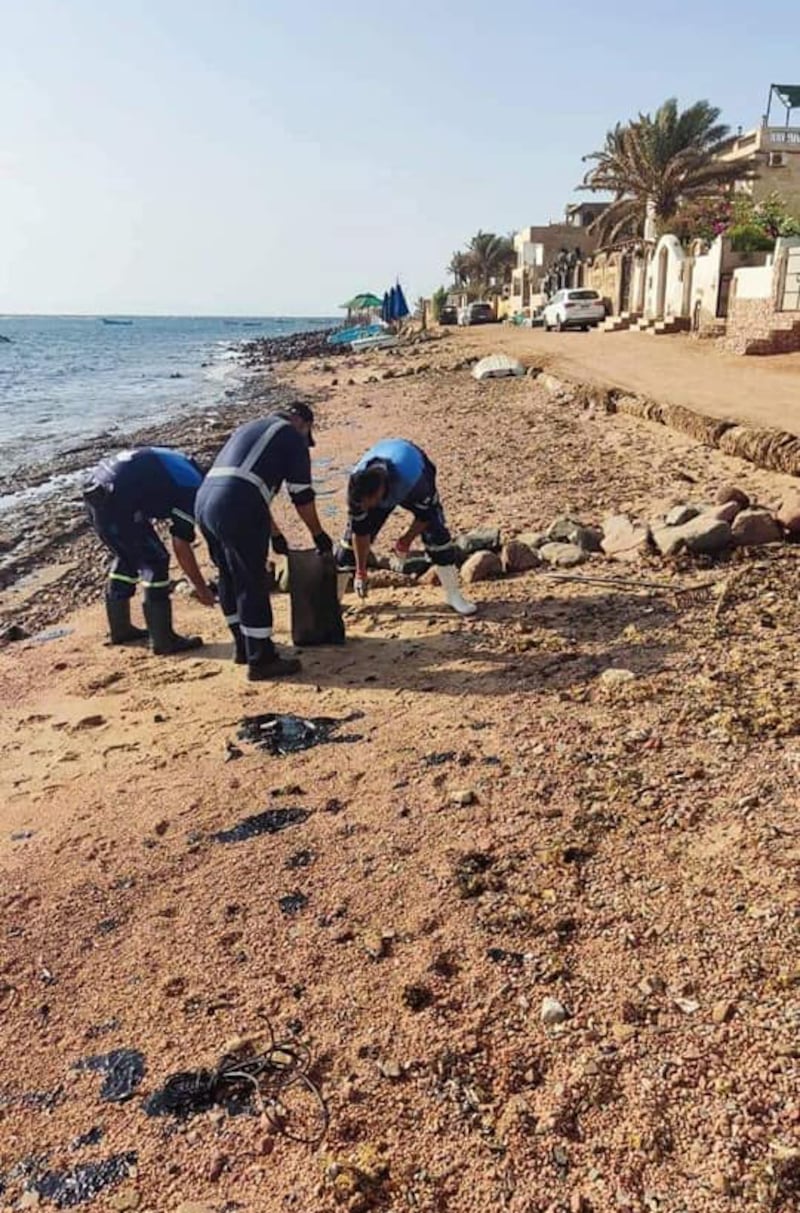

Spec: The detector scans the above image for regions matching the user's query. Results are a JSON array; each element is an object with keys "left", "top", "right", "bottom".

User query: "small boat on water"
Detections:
[{"left": 102, "top": 318, "right": 133, "bottom": 326}]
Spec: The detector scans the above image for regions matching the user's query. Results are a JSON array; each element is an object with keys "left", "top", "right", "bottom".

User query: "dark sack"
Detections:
[{"left": 288, "top": 549, "right": 346, "bottom": 646}]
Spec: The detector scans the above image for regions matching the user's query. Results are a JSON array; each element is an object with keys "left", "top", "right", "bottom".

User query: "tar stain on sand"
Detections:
[
  {"left": 236, "top": 710, "right": 364, "bottom": 756},
  {"left": 214, "top": 807, "right": 310, "bottom": 845},
  {"left": 76, "top": 1049, "right": 145, "bottom": 1103},
  {"left": 33, "top": 1152, "right": 137, "bottom": 1208},
  {"left": 278, "top": 890, "right": 309, "bottom": 916}
]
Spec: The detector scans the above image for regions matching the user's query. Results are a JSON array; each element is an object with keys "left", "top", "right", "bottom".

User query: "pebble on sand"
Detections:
[{"left": 540, "top": 996, "right": 568, "bottom": 1026}]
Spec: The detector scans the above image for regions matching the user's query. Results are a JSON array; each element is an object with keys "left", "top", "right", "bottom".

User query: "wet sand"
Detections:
[{"left": 1, "top": 328, "right": 799, "bottom": 1213}]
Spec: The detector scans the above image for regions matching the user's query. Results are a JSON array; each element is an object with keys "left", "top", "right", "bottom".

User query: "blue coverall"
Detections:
[
  {"left": 336, "top": 439, "right": 455, "bottom": 568},
  {"left": 195, "top": 415, "right": 314, "bottom": 660},
  {"left": 84, "top": 447, "right": 201, "bottom": 602}
]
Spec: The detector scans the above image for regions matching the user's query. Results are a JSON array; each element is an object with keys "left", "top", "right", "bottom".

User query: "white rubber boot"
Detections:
[
  {"left": 437, "top": 564, "right": 477, "bottom": 616},
  {"left": 336, "top": 571, "right": 351, "bottom": 601}
]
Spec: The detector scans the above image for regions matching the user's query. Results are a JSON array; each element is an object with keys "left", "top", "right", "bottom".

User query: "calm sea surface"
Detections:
[{"left": 0, "top": 315, "right": 334, "bottom": 478}]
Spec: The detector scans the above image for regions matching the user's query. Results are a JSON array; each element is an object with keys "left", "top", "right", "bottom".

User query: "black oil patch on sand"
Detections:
[
  {"left": 278, "top": 891, "right": 308, "bottom": 916},
  {"left": 76, "top": 1049, "right": 145, "bottom": 1103},
  {"left": 33, "top": 1152, "right": 137, "bottom": 1208},
  {"left": 236, "top": 711, "right": 364, "bottom": 756},
  {"left": 143, "top": 1069, "right": 252, "bottom": 1120},
  {"left": 214, "top": 807, "right": 310, "bottom": 845}
]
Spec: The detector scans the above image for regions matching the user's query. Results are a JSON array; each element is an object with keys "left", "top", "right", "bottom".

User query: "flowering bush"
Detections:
[{"left": 669, "top": 190, "right": 800, "bottom": 247}]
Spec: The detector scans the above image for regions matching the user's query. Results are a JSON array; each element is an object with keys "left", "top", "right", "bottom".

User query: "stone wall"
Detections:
[{"left": 725, "top": 296, "right": 800, "bottom": 355}]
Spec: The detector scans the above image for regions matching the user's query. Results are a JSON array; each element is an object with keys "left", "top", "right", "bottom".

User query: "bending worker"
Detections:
[
  {"left": 84, "top": 446, "right": 215, "bottom": 654},
  {"left": 336, "top": 438, "right": 476, "bottom": 616},
  {"left": 195, "top": 403, "right": 333, "bottom": 680}
]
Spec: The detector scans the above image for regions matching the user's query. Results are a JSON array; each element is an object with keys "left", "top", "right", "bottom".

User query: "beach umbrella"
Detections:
[
  {"left": 342, "top": 292, "right": 383, "bottom": 312},
  {"left": 381, "top": 291, "right": 391, "bottom": 323},
  {"left": 394, "top": 282, "right": 410, "bottom": 320},
  {"left": 388, "top": 285, "right": 398, "bottom": 321}
]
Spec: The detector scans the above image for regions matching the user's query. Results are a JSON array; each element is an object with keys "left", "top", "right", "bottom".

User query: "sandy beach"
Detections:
[{"left": 1, "top": 327, "right": 799, "bottom": 1212}]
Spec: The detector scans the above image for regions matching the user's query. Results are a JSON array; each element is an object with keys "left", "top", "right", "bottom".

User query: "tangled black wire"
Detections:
[{"left": 145, "top": 1016, "right": 329, "bottom": 1146}]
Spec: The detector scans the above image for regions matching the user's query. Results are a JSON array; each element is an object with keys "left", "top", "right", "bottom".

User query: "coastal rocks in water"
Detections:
[
  {"left": 777, "top": 488, "right": 800, "bottom": 535},
  {"left": 460, "top": 551, "right": 503, "bottom": 583},
  {"left": 731, "top": 508, "right": 782, "bottom": 547},
  {"left": 715, "top": 484, "right": 750, "bottom": 509},
  {"left": 653, "top": 515, "right": 733, "bottom": 557},
  {"left": 546, "top": 516, "right": 602, "bottom": 552},
  {"left": 539, "top": 542, "right": 586, "bottom": 568},
  {"left": 601, "top": 515, "right": 651, "bottom": 562},
  {"left": 501, "top": 540, "right": 541, "bottom": 574},
  {"left": 241, "top": 328, "right": 340, "bottom": 367},
  {"left": 455, "top": 528, "right": 501, "bottom": 556}
]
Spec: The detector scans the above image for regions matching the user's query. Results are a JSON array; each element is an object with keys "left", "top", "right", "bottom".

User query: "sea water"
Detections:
[{"left": 0, "top": 314, "right": 334, "bottom": 478}]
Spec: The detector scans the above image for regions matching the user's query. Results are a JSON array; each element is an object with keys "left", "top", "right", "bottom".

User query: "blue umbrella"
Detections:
[
  {"left": 387, "top": 285, "right": 398, "bottom": 321},
  {"left": 381, "top": 291, "right": 391, "bottom": 323},
  {"left": 394, "top": 281, "right": 410, "bottom": 320}
]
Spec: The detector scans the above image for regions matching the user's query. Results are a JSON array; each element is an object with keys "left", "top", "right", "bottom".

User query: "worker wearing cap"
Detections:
[
  {"left": 196, "top": 404, "right": 333, "bottom": 680},
  {"left": 336, "top": 439, "right": 476, "bottom": 616},
  {"left": 84, "top": 446, "right": 215, "bottom": 654}
]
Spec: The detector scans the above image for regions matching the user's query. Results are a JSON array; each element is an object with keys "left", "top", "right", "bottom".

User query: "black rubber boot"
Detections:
[
  {"left": 143, "top": 598, "right": 203, "bottom": 656},
  {"left": 247, "top": 639, "right": 301, "bottom": 680},
  {"left": 231, "top": 625, "right": 247, "bottom": 665},
  {"left": 105, "top": 597, "right": 148, "bottom": 645}
]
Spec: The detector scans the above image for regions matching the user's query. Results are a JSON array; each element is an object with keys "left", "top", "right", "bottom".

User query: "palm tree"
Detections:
[
  {"left": 466, "top": 231, "right": 515, "bottom": 297},
  {"left": 448, "top": 251, "right": 471, "bottom": 288},
  {"left": 448, "top": 232, "right": 516, "bottom": 298},
  {"left": 580, "top": 98, "right": 756, "bottom": 244}
]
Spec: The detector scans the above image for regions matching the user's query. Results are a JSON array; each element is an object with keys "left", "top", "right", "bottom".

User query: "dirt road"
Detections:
[{"left": 458, "top": 324, "right": 800, "bottom": 436}]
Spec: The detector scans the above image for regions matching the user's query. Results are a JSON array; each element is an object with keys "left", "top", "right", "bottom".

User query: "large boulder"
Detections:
[
  {"left": 665, "top": 504, "right": 700, "bottom": 527},
  {"left": 776, "top": 488, "right": 800, "bottom": 536},
  {"left": 546, "top": 516, "right": 603, "bottom": 552},
  {"left": 708, "top": 501, "right": 742, "bottom": 524},
  {"left": 472, "top": 353, "right": 525, "bottom": 381},
  {"left": 539, "top": 542, "right": 586, "bottom": 568},
  {"left": 715, "top": 485, "right": 751, "bottom": 509},
  {"left": 456, "top": 528, "right": 501, "bottom": 556},
  {"left": 461, "top": 551, "right": 503, "bottom": 583},
  {"left": 601, "top": 514, "right": 652, "bottom": 562},
  {"left": 502, "top": 540, "right": 542, "bottom": 574},
  {"left": 653, "top": 515, "right": 733, "bottom": 557},
  {"left": 731, "top": 508, "right": 783, "bottom": 547},
  {"left": 515, "top": 530, "right": 547, "bottom": 550}
]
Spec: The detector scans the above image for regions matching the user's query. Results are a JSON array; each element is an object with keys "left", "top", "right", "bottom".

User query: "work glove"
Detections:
[
  {"left": 271, "top": 532, "right": 289, "bottom": 556},
  {"left": 313, "top": 531, "right": 334, "bottom": 555},
  {"left": 354, "top": 570, "right": 369, "bottom": 599}
]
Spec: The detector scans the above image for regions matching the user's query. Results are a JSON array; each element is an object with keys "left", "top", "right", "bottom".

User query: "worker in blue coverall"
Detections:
[
  {"left": 195, "top": 403, "right": 333, "bottom": 680},
  {"left": 84, "top": 447, "right": 215, "bottom": 654},
  {"left": 335, "top": 438, "right": 476, "bottom": 616}
]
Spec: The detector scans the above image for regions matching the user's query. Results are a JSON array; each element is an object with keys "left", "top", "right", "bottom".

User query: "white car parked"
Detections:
[{"left": 542, "top": 289, "right": 605, "bottom": 332}]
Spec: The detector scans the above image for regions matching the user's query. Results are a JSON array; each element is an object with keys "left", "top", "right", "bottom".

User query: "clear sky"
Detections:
[{"left": 1, "top": 0, "right": 798, "bottom": 315}]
